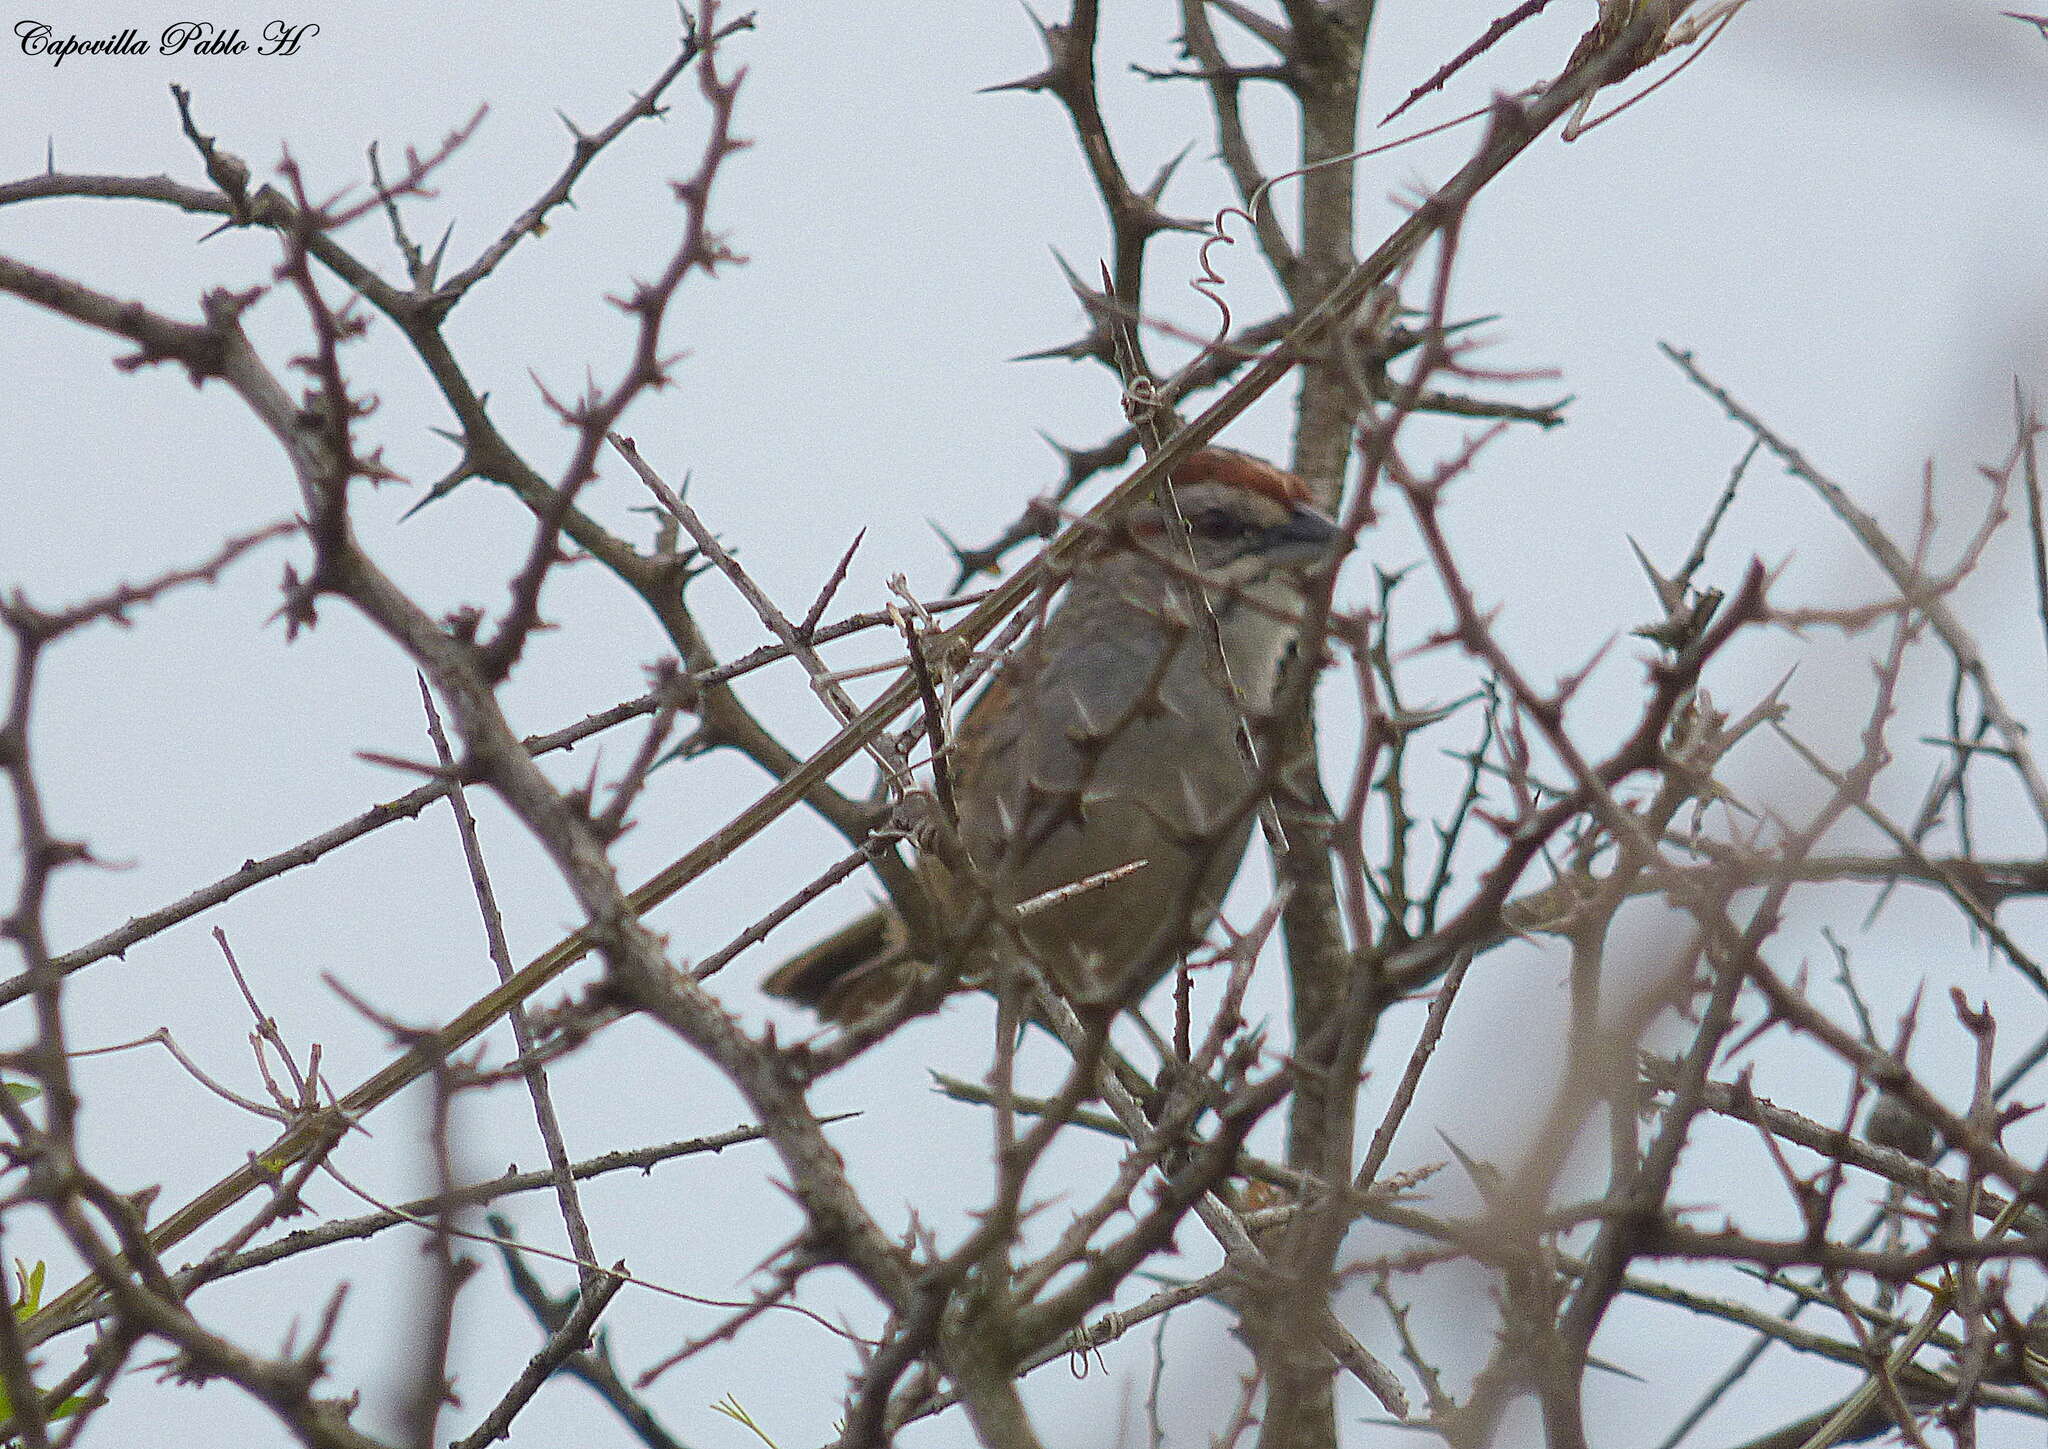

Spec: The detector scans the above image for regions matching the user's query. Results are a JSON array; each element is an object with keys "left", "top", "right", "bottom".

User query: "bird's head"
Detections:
[{"left": 1120, "top": 447, "right": 1342, "bottom": 591}]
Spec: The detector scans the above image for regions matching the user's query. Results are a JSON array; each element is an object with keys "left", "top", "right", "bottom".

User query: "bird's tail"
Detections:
[{"left": 759, "top": 906, "right": 923, "bottom": 1023}]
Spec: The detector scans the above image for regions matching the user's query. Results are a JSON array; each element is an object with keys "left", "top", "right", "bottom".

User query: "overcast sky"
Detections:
[{"left": 7, "top": 3, "right": 2048, "bottom": 1446}]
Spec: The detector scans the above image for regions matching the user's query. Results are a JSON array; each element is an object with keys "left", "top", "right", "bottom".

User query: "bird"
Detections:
[{"left": 762, "top": 446, "right": 1342, "bottom": 1023}]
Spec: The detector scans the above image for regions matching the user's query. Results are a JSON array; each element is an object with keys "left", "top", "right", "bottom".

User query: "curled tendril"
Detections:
[
  {"left": 1184, "top": 1, "right": 1742, "bottom": 351},
  {"left": 1190, "top": 201, "right": 1255, "bottom": 346},
  {"left": 1121, "top": 372, "right": 1164, "bottom": 430},
  {"left": 1066, "top": 1315, "right": 1120, "bottom": 1377},
  {"left": 1185, "top": 97, "right": 1518, "bottom": 356}
]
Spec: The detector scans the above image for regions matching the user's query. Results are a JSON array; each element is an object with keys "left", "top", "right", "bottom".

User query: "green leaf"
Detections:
[
  {"left": 0, "top": 1385, "right": 91, "bottom": 1430},
  {"left": 9, "top": 1260, "right": 44, "bottom": 1318}
]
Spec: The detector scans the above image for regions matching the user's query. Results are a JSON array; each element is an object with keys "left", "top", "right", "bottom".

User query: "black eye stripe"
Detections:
[
  {"left": 1192, "top": 507, "right": 1246, "bottom": 538},
  {"left": 1124, "top": 505, "right": 1275, "bottom": 551},
  {"left": 1127, "top": 512, "right": 1242, "bottom": 539}
]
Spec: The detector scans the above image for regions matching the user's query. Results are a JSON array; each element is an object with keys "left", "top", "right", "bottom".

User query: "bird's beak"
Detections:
[{"left": 1261, "top": 503, "right": 1342, "bottom": 567}]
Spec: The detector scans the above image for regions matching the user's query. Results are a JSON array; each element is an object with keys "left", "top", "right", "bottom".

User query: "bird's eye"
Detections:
[{"left": 1190, "top": 507, "right": 1246, "bottom": 539}]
